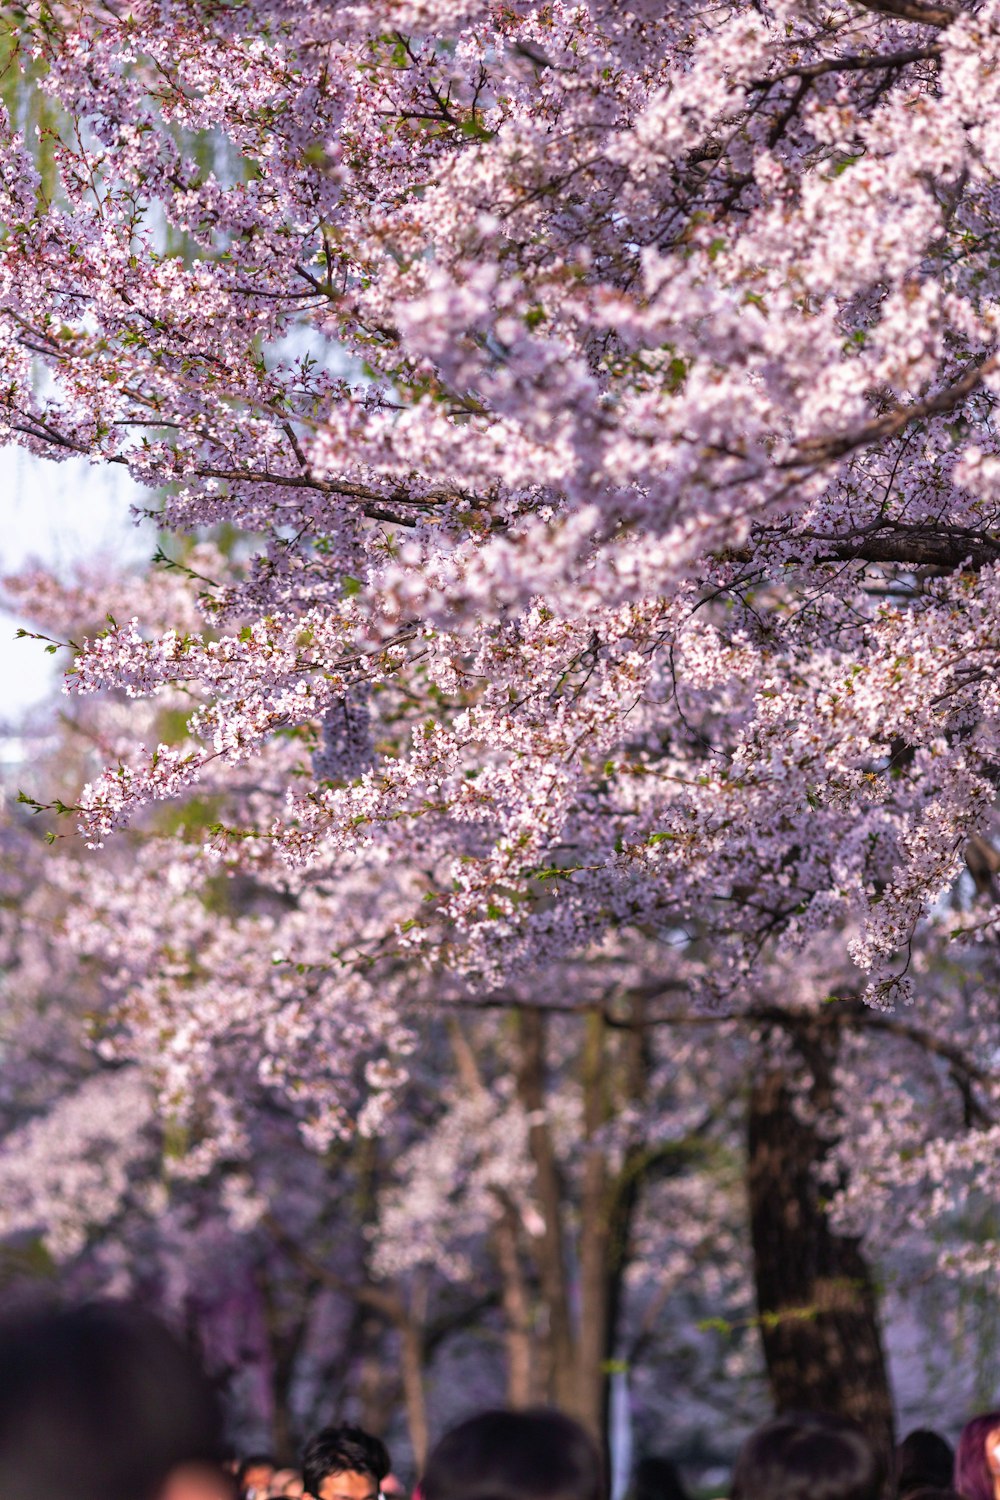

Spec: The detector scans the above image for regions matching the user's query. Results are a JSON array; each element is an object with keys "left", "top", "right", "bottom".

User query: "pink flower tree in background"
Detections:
[{"left": 2, "top": 0, "right": 1000, "bottom": 1470}]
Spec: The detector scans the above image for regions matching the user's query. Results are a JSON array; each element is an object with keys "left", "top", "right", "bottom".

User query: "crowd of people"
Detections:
[{"left": 0, "top": 1300, "right": 998, "bottom": 1500}]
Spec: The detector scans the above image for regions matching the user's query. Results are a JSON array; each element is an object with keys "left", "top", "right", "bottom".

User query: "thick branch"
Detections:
[
  {"left": 826, "top": 525, "right": 1000, "bottom": 570},
  {"left": 753, "top": 45, "right": 941, "bottom": 88},
  {"left": 723, "top": 519, "right": 1000, "bottom": 573},
  {"left": 853, "top": 0, "right": 958, "bottom": 26},
  {"left": 792, "top": 355, "right": 997, "bottom": 467}
]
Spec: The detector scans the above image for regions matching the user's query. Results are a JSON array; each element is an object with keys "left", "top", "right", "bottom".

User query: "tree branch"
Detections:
[
  {"left": 753, "top": 45, "right": 941, "bottom": 89},
  {"left": 853, "top": 0, "right": 958, "bottom": 27},
  {"left": 791, "top": 354, "right": 997, "bottom": 467},
  {"left": 825, "top": 524, "right": 1000, "bottom": 570}
]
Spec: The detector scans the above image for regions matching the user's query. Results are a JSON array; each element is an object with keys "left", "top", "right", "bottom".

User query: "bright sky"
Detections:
[{"left": 0, "top": 447, "right": 154, "bottom": 724}]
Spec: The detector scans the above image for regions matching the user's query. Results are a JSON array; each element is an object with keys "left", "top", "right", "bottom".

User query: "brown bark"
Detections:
[
  {"left": 576, "top": 1008, "right": 611, "bottom": 1440},
  {"left": 829, "top": 529, "right": 1000, "bottom": 569},
  {"left": 446, "top": 1016, "right": 486, "bottom": 1097},
  {"left": 748, "top": 1044, "right": 895, "bottom": 1471},
  {"left": 854, "top": 0, "right": 957, "bottom": 28},
  {"left": 516, "top": 1007, "right": 577, "bottom": 1411},
  {"left": 398, "top": 1317, "right": 429, "bottom": 1469},
  {"left": 357, "top": 1312, "right": 393, "bottom": 1438},
  {"left": 449, "top": 1016, "right": 540, "bottom": 1406},
  {"left": 514, "top": 1002, "right": 655, "bottom": 1447},
  {"left": 602, "top": 994, "right": 653, "bottom": 1436},
  {"left": 450, "top": 1003, "right": 675, "bottom": 1451},
  {"left": 493, "top": 1196, "right": 537, "bottom": 1407}
]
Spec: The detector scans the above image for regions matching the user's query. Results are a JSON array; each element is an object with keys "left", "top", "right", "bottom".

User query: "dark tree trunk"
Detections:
[
  {"left": 748, "top": 1050, "right": 895, "bottom": 1472},
  {"left": 577, "top": 1008, "right": 612, "bottom": 1441}
]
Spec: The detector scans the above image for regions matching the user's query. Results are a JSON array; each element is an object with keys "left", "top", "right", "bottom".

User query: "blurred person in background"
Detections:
[
  {"left": 954, "top": 1413, "right": 1000, "bottom": 1500},
  {"left": 895, "top": 1431, "right": 955, "bottom": 1499},
  {"left": 0, "top": 1300, "right": 230, "bottom": 1500},
  {"left": 269, "top": 1468, "right": 305, "bottom": 1497},
  {"left": 730, "top": 1411, "right": 883, "bottom": 1500},
  {"left": 421, "top": 1408, "right": 604, "bottom": 1500},
  {"left": 630, "top": 1455, "right": 688, "bottom": 1500},
  {"left": 302, "top": 1425, "right": 390, "bottom": 1500},
  {"left": 239, "top": 1455, "right": 277, "bottom": 1498}
]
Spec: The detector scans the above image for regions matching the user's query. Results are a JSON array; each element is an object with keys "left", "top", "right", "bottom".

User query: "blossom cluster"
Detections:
[{"left": 3, "top": 0, "right": 1000, "bottom": 1308}]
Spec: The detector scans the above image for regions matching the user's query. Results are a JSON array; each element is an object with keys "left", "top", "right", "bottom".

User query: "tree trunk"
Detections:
[
  {"left": 602, "top": 995, "right": 653, "bottom": 1442},
  {"left": 516, "top": 1007, "right": 577, "bottom": 1412},
  {"left": 747, "top": 1051, "right": 895, "bottom": 1470},
  {"left": 577, "top": 1007, "right": 611, "bottom": 1441},
  {"left": 398, "top": 1316, "right": 429, "bottom": 1470},
  {"left": 493, "top": 1198, "right": 538, "bottom": 1407},
  {"left": 450, "top": 1016, "right": 541, "bottom": 1407},
  {"left": 514, "top": 1001, "right": 657, "bottom": 1453}
]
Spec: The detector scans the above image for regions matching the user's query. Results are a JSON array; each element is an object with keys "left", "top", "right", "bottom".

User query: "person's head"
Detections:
[
  {"left": 731, "top": 1412, "right": 883, "bottom": 1500},
  {"left": 631, "top": 1456, "right": 688, "bottom": 1500},
  {"left": 302, "top": 1427, "right": 390, "bottom": 1500},
  {"left": 895, "top": 1430, "right": 955, "bottom": 1498},
  {"left": 955, "top": 1413, "right": 1000, "bottom": 1500},
  {"left": 239, "top": 1457, "right": 277, "bottom": 1497},
  {"left": 421, "top": 1408, "right": 604, "bottom": 1500},
  {"left": 164, "top": 1469, "right": 237, "bottom": 1500},
  {"left": 269, "top": 1471, "right": 304, "bottom": 1498},
  {"left": 0, "top": 1299, "right": 225, "bottom": 1500}
]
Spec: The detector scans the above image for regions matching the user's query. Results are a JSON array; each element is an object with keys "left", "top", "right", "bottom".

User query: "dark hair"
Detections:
[
  {"left": 0, "top": 1300, "right": 222, "bottom": 1500},
  {"left": 954, "top": 1413, "right": 1000, "bottom": 1500},
  {"left": 302, "top": 1427, "right": 390, "bottom": 1499},
  {"left": 895, "top": 1430, "right": 955, "bottom": 1498},
  {"left": 631, "top": 1456, "right": 688, "bottom": 1500},
  {"left": 900, "top": 1489, "right": 964, "bottom": 1499},
  {"left": 421, "top": 1408, "right": 603, "bottom": 1500},
  {"left": 731, "top": 1412, "right": 883, "bottom": 1500}
]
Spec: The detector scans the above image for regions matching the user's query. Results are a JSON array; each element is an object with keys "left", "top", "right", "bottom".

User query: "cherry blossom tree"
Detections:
[
  {"left": 4, "top": 0, "right": 1000, "bottom": 996},
  {"left": 4, "top": 0, "right": 1000, "bottom": 1462},
  {"left": 1, "top": 641, "right": 997, "bottom": 1464}
]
